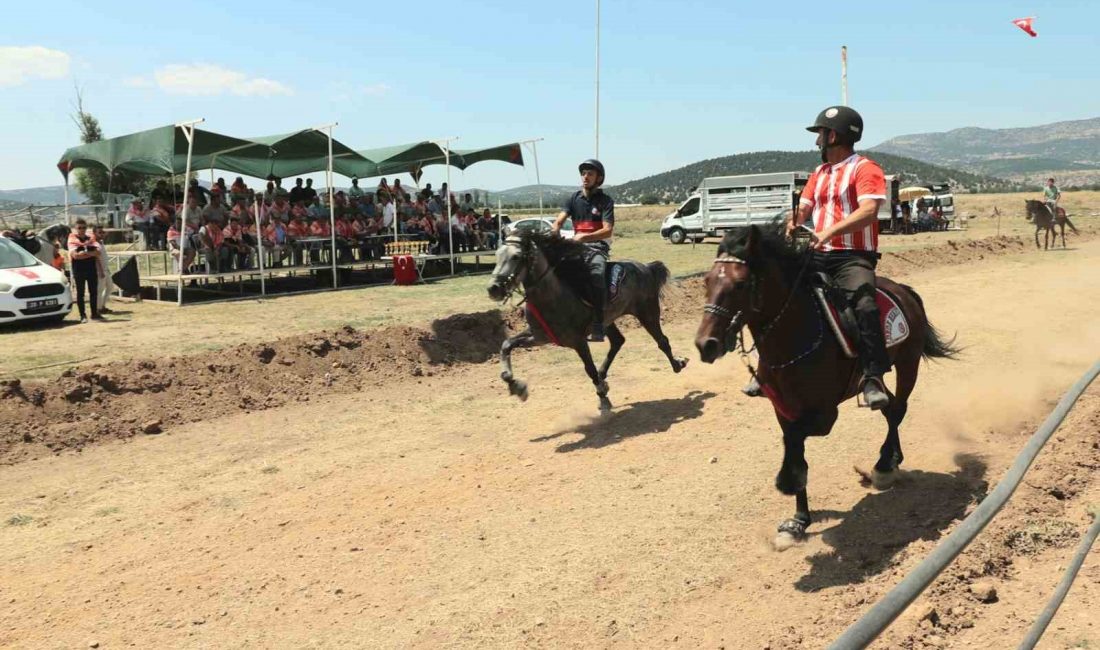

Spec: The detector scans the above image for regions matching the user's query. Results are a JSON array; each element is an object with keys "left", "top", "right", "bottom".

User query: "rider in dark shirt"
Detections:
[{"left": 553, "top": 159, "right": 615, "bottom": 342}]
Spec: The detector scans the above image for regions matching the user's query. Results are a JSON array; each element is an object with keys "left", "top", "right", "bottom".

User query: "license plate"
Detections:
[{"left": 26, "top": 299, "right": 58, "bottom": 309}]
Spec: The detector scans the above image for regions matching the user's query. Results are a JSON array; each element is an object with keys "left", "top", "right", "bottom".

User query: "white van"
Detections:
[{"left": 660, "top": 171, "right": 810, "bottom": 244}]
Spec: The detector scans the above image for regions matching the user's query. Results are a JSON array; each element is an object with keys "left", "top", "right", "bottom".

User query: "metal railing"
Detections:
[{"left": 829, "top": 360, "right": 1100, "bottom": 649}]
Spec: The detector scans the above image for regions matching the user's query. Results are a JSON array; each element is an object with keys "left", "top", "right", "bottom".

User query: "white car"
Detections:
[
  {"left": 506, "top": 217, "right": 575, "bottom": 239},
  {"left": 0, "top": 237, "right": 73, "bottom": 325}
]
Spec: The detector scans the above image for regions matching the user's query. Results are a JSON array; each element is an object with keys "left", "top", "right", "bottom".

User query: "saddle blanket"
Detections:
[{"left": 813, "top": 287, "right": 910, "bottom": 359}]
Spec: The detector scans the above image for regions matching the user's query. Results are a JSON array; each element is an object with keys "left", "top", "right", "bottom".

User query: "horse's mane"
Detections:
[
  {"left": 518, "top": 229, "right": 596, "bottom": 293},
  {"left": 718, "top": 224, "right": 804, "bottom": 274}
]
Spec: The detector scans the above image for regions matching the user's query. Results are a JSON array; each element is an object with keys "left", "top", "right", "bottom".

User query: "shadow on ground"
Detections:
[
  {"left": 793, "top": 452, "right": 988, "bottom": 592},
  {"left": 532, "top": 390, "right": 716, "bottom": 453}
]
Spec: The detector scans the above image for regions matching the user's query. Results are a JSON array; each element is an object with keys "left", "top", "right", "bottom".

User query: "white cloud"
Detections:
[
  {"left": 123, "top": 75, "right": 153, "bottom": 88},
  {"left": 152, "top": 63, "right": 292, "bottom": 97},
  {"left": 363, "top": 83, "right": 391, "bottom": 97},
  {"left": 0, "top": 46, "right": 71, "bottom": 87}
]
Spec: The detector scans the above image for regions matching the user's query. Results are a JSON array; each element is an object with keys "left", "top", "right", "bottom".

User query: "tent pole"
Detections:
[
  {"left": 445, "top": 144, "right": 454, "bottom": 275},
  {"left": 64, "top": 177, "right": 70, "bottom": 226},
  {"left": 309, "top": 122, "right": 339, "bottom": 289},
  {"left": 531, "top": 140, "right": 544, "bottom": 214},
  {"left": 175, "top": 118, "right": 204, "bottom": 306},
  {"left": 255, "top": 196, "right": 265, "bottom": 296}
]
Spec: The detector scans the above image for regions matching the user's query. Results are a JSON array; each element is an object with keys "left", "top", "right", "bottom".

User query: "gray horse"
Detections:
[{"left": 487, "top": 230, "right": 687, "bottom": 411}]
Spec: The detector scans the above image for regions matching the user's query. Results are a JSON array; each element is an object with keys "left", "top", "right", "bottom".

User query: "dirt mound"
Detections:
[{"left": 0, "top": 311, "right": 509, "bottom": 465}]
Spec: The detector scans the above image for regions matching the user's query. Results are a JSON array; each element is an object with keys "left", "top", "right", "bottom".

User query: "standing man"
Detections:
[
  {"left": 1043, "top": 177, "right": 1061, "bottom": 219},
  {"left": 759, "top": 106, "right": 891, "bottom": 409},
  {"left": 66, "top": 219, "right": 106, "bottom": 323},
  {"left": 552, "top": 159, "right": 615, "bottom": 342}
]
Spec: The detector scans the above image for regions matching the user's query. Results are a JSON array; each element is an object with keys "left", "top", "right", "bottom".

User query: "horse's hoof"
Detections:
[
  {"left": 673, "top": 357, "right": 688, "bottom": 373},
  {"left": 599, "top": 397, "right": 613, "bottom": 413},
  {"left": 871, "top": 469, "right": 897, "bottom": 490},
  {"left": 773, "top": 518, "right": 808, "bottom": 551},
  {"left": 510, "top": 380, "right": 528, "bottom": 401},
  {"left": 773, "top": 531, "right": 799, "bottom": 552}
]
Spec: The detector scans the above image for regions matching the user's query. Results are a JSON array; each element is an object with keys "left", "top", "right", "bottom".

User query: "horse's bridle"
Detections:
[
  {"left": 703, "top": 248, "right": 821, "bottom": 369},
  {"left": 493, "top": 237, "right": 556, "bottom": 306}
]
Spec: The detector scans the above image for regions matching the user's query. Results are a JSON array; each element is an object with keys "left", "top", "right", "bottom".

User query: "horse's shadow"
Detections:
[
  {"left": 794, "top": 453, "right": 988, "bottom": 592},
  {"left": 531, "top": 390, "right": 716, "bottom": 453}
]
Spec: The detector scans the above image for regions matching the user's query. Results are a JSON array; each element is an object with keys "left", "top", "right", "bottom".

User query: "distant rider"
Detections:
[
  {"left": 552, "top": 159, "right": 615, "bottom": 342},
  {"left": 1043, "top": 177, "right": 1061, "bottom": 220}
]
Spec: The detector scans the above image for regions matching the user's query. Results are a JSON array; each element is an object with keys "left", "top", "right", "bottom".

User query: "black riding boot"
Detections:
[
  {"left": 855, "top": 307, "right": 891, "bottom": 410},
  {"left": 587, "top": 249, "right": 608, "bottom": 342}
]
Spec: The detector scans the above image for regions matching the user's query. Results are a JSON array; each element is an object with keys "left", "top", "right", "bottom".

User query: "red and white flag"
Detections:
[{"left": 1012, "top": 16, "right": 1037, "bottom": 37}]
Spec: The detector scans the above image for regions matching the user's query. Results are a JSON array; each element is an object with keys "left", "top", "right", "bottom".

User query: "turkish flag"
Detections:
[{"left": 1012, "top": 17, "right": 1037, "bottom": 37}]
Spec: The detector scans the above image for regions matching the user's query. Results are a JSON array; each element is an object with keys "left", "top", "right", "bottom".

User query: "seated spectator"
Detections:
[
  {"left": 150, "top": 179, "right": 173, "bottom": 206},
  {"left": 449, "top": 210, "right": 469, "bottom": 251},
  {"left": 126, "top": 198, "right": 151, "bottom": 249},
  {"left": 202, "top": 195, "right": 229, "bottom": 226},
  {"left": 215, "top": 177, "right": 228, "bottom": 196},
  {"left": 479, "top": 209, "right": 499, "bottom": 249},
  {"left": 268, "top": 196, "right": 291, "bottom": 224},
  {"left": 149, "top": 198, "right": 174, "bottom": 250},
  {"left": 222, "top": 216, "right": 252, "bottom": 269},
  {"left": 181, "top": 194, "right": 205, "bottom": 230},
  {"left": 263, "top": 216, "right": 291, "bottom": 266},
  {"left": 263, "top": 180, "right": 277, "bottom": 203},
  {"left": 309, "top": 215, "right": 331, "bottom": 237},
  {"left": 460, "top": 193, "right": 475, "bottom": 213},
  {"left": 334, "top": 214, "right": 355, "bottom": 262},
  {"left": 361, "top": 194, "right": 377, "bottom": 219},
  {"left": 308, "top": 196, "right": 328, "bottom": 221},
  {"left": 377, "top": 177, "right": 392, "bottom": 197},
  {"left": 199, "top": 216, "right": 230, "bottom": 273},
  {"left": 231, "top": 197, "right": 252, "bottom": 222},
  {"left": 291, "top": 200, "right": 310, "bottom": 221},
  {"left": 167, "top": 218, "right": 197, "bottom": 274},
  {"left": 286, "top": 211, "right": 309, "bottom": 265}
]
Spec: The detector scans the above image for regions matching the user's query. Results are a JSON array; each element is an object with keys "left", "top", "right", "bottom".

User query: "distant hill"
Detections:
[
  {"left": 484, "top": 184, "right": 575, "bottom": 209},
  {"left": 870, "top": 117, "right": 1100, "bottom": 186},
  {"left": 0, "top": 185, "right": 88, "bottom": 207},
  {"left": 607, "top": 150, "right": 1019, "bottom": 204}
]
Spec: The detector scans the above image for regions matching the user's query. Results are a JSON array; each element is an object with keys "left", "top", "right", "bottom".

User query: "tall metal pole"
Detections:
[
  {"left": 431, "top": 137, "right": 459, "bottom": 275},
  {"left": 310, "top": 122, "right": 339, "bottom": 289},
  {"left": 595, "top": 0, "right": 601, "bottom": 158},
  {"left": 254, "top": 195, "right": 265, "bottom": 296},
  {"left": 175, "top": 118, "right": 204, "bottom": 306},
  {"left": 841, "top": 45, "right": 848, "bottom": 106}
]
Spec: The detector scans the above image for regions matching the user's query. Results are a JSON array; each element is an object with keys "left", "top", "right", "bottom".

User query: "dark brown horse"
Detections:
[
  {"left": 1025, "top": 199, "right": 1078, "bottom": 249},
  {"left": 694, "top": 225, "right": 958, "bottom": 549}
]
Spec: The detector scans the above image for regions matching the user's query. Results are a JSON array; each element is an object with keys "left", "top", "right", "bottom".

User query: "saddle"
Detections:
[{"left": 810, "top": 273, "right": 910, "bottom": 359}]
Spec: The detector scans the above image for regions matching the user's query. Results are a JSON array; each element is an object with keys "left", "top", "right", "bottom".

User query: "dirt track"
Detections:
[{"left": 2, "top": 236, "right": 1099, "bottom": 649}]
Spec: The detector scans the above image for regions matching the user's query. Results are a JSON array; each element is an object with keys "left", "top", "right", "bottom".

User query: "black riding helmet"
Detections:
[
  {"left": 806, "top": 106, "right": 864, "bottom": 143},
  {"left": 578, "top": 159, "right": 605, "bottom": 187}
]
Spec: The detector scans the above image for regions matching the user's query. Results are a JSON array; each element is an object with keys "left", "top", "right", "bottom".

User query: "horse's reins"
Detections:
[
  {"left": 495, "top": 238, "right": 560, "bottom": 309},
  {"left": 703, "top": 246, "right": 823, "bottom": 375}
]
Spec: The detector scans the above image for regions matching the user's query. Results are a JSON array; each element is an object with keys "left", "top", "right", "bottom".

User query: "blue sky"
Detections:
[{"left": 1, "top": 0, "right": 1097, "bottom": 192}]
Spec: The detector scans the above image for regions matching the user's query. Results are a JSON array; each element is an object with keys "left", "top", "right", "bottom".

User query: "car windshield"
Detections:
[{"left": 0, "top": 237, "right": 41, "bottom": 270}]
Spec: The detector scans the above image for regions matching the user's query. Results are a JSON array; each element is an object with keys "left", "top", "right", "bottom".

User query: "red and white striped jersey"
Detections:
[{"left": 799, "top": 154, "right": 886, "bottom": 252}]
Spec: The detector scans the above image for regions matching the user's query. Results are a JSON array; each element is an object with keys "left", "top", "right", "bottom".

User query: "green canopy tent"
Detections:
[
  {"left": 333, "top": 140, "right": 528, "bottom": 271},
  {"left": 57, "top": 120, "right": 264, "bottom": 304}
]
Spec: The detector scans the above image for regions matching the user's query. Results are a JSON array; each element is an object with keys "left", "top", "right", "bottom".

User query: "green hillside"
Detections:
[{"left": 608, "top": 150, "right": 1028, "bottom": 204}]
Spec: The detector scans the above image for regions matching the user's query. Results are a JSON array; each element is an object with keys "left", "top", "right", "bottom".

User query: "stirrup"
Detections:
[
  {"left": 858, "top": 376, "right": 890, "bottom": 410},
  {"left": 742, "top": 375, "right": 763, "bottom": 397}
]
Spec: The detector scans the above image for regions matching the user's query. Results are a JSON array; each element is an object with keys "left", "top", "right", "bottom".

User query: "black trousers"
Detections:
[
  {"left": 585, "top": 244, "right": 608, "bottom": 322},
  {"left": 812, "top": 250, "right": 891, "bottom": 377},
  {"left": 72, "top": 261, "right": 99, "bottom": 319}
]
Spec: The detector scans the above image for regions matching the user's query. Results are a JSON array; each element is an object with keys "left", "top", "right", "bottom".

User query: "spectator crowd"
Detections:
[{"left": 127, "top": 175, "right": 507, "bottom": 274}]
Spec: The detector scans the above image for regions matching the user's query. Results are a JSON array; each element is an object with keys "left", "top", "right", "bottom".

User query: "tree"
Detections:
[{"left": 69, "top": 87, "right": 151, "bottom": 204}]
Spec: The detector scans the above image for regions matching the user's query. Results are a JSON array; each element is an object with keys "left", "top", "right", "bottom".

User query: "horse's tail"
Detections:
[
  {"left": 646, "top": 261, "right": 671, "bottom": 298},
  {"left": 1065, "top": 216, "right": 1079, "bottom": 234},
  {"left": 899, "top": 283, "right": 961, "bottom": 360}
]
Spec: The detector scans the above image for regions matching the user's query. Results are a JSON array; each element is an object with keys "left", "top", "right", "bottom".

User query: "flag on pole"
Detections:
[{"left": 1012, "top": 16, "right": 1037, "bottom": 37}]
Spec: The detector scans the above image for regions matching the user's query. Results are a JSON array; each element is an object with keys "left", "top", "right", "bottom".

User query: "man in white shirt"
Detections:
[{"left": 382, "top": 195, "right": 396, "bottom": 231}]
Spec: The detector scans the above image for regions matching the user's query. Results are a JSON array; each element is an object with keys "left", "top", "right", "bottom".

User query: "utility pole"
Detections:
[{"left": 841, "top": 45, "right": 849, "bottom": 106}]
